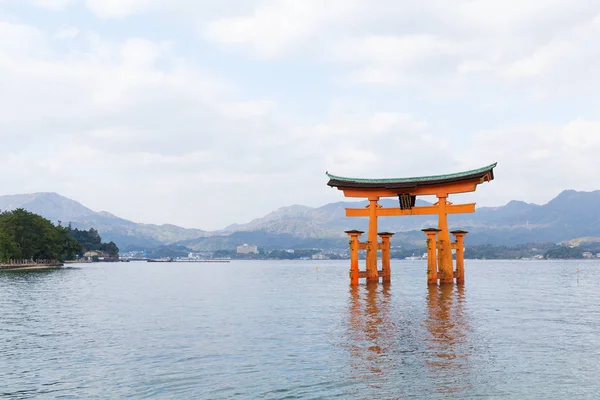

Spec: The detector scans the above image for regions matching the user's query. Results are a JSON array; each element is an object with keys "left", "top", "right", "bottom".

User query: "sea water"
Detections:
[{"left": 1, "top": 260, "right": 598, "bottom": 399}]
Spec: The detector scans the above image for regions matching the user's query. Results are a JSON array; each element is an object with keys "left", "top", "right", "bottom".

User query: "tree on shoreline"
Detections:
[
  {"left": 0, "top": 209, "right": 82, "bottom": 261},
  {"left": 65, "top": 226, "right": 119, "bottom": 258},
  {"left": 544, "top": 246, "right": 583, "bottom": 259}
]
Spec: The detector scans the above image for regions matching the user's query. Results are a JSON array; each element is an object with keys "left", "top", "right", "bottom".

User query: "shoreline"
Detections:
[{"left": 0, "top": 263, "right": 64, "bottom": 271}]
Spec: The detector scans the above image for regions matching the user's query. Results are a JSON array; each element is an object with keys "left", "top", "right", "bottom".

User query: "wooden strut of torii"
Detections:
[{"left": 326, "top": 163, "right": 497, "bottom": 285}]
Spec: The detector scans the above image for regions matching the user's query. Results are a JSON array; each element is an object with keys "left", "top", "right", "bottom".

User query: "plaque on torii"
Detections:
[{"left": 326, "top": 163, "right": 496, "bottom": 285}]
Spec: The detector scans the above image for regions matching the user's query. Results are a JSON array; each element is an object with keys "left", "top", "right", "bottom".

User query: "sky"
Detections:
[{"left": 1, "top": 0, "right": 600, "bottom": 230}]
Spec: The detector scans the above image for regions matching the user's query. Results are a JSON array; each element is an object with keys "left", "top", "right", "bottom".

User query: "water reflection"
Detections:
[
  {"left": 424, "top": 284, "right": 471, "bottom": 395},
  {"left": 346, "top": 282, "right": 474, "bottom": 396},
  {"left": 347, "top": 283, "right": 396, "bottom": 387}
]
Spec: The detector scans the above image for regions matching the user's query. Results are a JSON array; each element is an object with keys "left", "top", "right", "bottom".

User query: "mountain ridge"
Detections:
[
  {"left": 0, "top": 192, "right": 208, "bottom": 249},
  {"left": 2, "top": 189, "right": 600, "bottom": 250}
]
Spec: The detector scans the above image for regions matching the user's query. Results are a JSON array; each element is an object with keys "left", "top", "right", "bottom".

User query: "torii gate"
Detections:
[{"left": 326, "top": 163, "right": 496, "bottom": 285}]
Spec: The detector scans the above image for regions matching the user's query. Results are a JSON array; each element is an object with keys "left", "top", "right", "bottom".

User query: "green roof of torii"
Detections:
[{"left": 326, "top": 163, "right": 497, "bottom": 190}]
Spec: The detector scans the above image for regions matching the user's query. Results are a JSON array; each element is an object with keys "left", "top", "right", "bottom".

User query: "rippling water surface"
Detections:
[{"left": 1, "top": 260, "right": 599, "bottom": 399}]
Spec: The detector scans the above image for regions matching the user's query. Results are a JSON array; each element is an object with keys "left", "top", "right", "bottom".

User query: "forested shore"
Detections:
[{"left": 0, "top": 209, "right": 118, "bottom": 264}]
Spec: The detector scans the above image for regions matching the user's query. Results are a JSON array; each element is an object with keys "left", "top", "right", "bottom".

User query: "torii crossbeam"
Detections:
[{"left": 326, "top": 163, "right": 496, "bottom": 285}]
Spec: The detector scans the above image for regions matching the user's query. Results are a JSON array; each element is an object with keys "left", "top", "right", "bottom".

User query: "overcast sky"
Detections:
[{"left": 1, "top": 0, "right": 599, "bottom": 230}]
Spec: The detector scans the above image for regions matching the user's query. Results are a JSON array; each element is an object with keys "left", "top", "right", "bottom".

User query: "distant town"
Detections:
[{"left": 119, "top": 242, "right": 600, "bottom": 262}]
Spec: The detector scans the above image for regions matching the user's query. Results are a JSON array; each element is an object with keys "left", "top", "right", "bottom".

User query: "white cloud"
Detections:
[
  {"left": 340, "top": 2, "right": 600, "bottom": 96},
  {"left": 32, "top": 0, "right": 72, "bottom": 10},
  {"left": 30, "top": 0, "right": 600, "bottom": 98},
  {"left": 0, "top": 17, "right": 461, "bottom": 228},
  {"left": 216, "top": 100, "right": 277, "bottom": 119},
  {"left": 81, "top": 0, "right": 254, "bottom": 21},
  {"left": 336, "top": 35, "right": 468, "bottom": 67},
  {"left": 54, "top": 26, "right": 80, "bottom": 39},
  {"left": 3, "top": 1, "right": 600, "bottom": 230},
  {"left": 464, "top": 119, "right": 600, "bottom": 206},
  {"left": 85, "top": 0, "right": 154, "bottom": 19},
  {"left": 205, "top": 0, "right": 360, "bottom": 58},
  {"left": 0, "top": 21, "right": 47, "bottom": 55},
  {"left": 0, "top": 19, "right": 282, "bottom": 227},
  {"left": 197, "top": 0, "right": 600, "bottom": 98}
]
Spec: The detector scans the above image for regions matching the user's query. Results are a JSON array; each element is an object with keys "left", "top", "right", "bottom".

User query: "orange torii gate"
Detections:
[{"left": 326, "top": 163, "right": 496, "bottom": 285}]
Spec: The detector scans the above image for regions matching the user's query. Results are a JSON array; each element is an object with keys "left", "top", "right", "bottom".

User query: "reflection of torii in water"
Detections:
[
  {"left": 344, "top": 283, "right": 479, "bottom": 396},
  {"left": 346, "top": 283, "right": 395, "bottom": 386},
  {"left": 424, "top": 284, "right": 472, "bottom": 395}
]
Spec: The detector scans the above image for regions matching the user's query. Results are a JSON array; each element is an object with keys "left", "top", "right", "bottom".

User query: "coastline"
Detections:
[{"left": 0, "top": 262, "right": 64, "bottom": 271}]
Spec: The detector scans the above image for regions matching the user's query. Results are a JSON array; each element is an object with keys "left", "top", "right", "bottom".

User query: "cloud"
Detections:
[
  {"left": 30, "top": 0, "right": 600, "bottom": 98},
  {"left": 54, "top": 26, "right": 80, "bottom": 39},
  {"left": 336, "top": 35, "right": 468, "bottom": 67},
  {"left": 0, "top": 21, "right": 47, "bottom": 55},
  {"left": 464, "top": 119, "right": 600, "bottom": 206},
  {"left": 81, "top": 0, "right": 254, "bottom": 21},
  {"left": 200, "top": 0, "right": 600, "bottom": 98},
  {"left": 0, "top": 18, "right": 459, "bottom": 228},
  {"left": 204, "top": 0, "right": 360, "bottom": 58},
  {"left": 85, "top": 0, "right": 154, "bottom": 19},
  {"left": 0, "top": 19, "right": 287, "bottom": 227},
  {"left": 31, "top": 0, "right": 72, "bottom": 10},
  {"left": 328, "top": 3, "right": 599, "bottom": 97},
  {"left": 3, "top": 1, "right": 600, "bottom": 231},
  {"left": 336, "top": 34, "right": 473, "bottom": 90},
  {"left": 216, "top": 100, "right": 277, "bottom": 119}
]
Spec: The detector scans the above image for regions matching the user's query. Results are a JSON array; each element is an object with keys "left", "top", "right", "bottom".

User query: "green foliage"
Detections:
[
  {"left": 66, "top": 226, "right": 119, "bottom": 257},
  {"left": 465, "top": 242, "right": 557, "bottom": 259},
  {"left": 0, "top": 209, "right": 82, "bottom": 261},
  {"left": 0, "top": 209, "right": 120, "bottom": 262},
  {"left": 146, "top": 245, "right": 189, "bottom": 259},
  {"left": 0, "top": 230, "right": 18, "bottom": 261},
  {"left": 101, "top": 241, "right": 119, "bottom": 257},
  {"left": 544, "top": 246, "right": 583, "bottom": 259},
  {"left": 266, "top": 249, "right": 320, "bottom": 259},
  {"left": 213, "top": 249, "right": 235, "bottom": 259},
  {"left": 68, "top": 227, "right": 102, "bottom": 250}
]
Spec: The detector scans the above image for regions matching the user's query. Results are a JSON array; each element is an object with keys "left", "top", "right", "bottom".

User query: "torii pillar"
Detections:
[
  {"left": 366, "top": 198, "right": 380, "bottom": 282},
  {"left": 345, "top": 230, "right": 363, "bottom": 286},
  {"left": 378, "top": 232, "right": 394, "bottom": 283},
  {"left": 423, "top": 228, "right": 440, "bottom": 285},
  {"left": 436, "top": 195, "right": 454, "bottom": 284},
  {"left": 451, "top": 230, "right": 468, "bottom": 284}
]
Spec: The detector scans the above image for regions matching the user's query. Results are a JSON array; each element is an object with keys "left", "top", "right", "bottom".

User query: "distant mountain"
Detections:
[
  {"left": 463, "top": 190, "right": 600, "bottom": 245},
  {"left": 560, "top": 237, "right": 600, "bottom": 247},
  {"left": 0, "top": 192, "right": 103, "bottom": 222},
  {"left": 218, "top": 198, "right": 436, "bottom": 238},
  {"left": 5, "top": 189, "right": 600, "bottom": 251},
  {"left": 214, "top": 190, "right": 600, "bottom": 247},
  {"left": 0, "top": 193, "right": 208, "bottom": 249}
]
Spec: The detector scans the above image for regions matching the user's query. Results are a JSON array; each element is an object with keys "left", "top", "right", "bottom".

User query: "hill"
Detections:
[
  {"left": 217, "top": 199, "right": 436, "bottom": 238},
  {"left": 212, "top": 190, "right": 600, "bottom": 247},
  {"left": 5, "top": 190, "right": 600, "bottom": 251},
  {"left": 0, "top": 193, "right": 208, "bottom": 250}
]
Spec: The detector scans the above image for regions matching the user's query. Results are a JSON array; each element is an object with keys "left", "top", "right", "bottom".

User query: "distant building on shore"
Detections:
[
  {"left": 83, "top": 250, "right": 110, "bottom": 261},
  {"left": 237, "top": 244, "right": 259, "bottom": 254},
  {"left": 312, "top": 253, "right": 329, "bottom": 260}
]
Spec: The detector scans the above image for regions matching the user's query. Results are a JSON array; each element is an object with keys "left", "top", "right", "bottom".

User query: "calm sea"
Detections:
[{"left": 1, "top": 260, "right": 599, "bottom": 399}]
